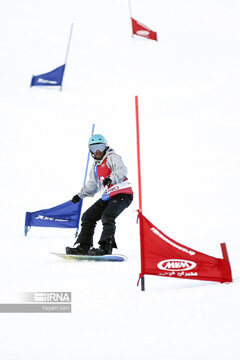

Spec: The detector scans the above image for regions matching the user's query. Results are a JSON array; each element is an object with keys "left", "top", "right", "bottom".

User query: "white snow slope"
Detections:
[{"left": 0, "top": 0, "right": 240, "bottom": 359}]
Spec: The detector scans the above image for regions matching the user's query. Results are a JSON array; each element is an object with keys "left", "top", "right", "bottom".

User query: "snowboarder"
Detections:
[{"left": 66, "top": 134, "right": 133, "bottom": 256}]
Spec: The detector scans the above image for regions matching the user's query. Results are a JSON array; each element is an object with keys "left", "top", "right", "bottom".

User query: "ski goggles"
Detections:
[{"left": 89, "top": 143, "right": 106, "bottom": 153}]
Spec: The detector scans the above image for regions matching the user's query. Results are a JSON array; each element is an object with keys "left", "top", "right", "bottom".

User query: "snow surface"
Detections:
[{"left": 0, "top": 0, "right": 240, "bottom": 359}]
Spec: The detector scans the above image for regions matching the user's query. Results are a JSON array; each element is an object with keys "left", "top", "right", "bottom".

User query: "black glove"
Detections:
[
  {"left": 72, "top": 194, "right": 81, "bottom": 204},
  {"left": 102, "top": 177, "right": 112, "bottom": 187}
]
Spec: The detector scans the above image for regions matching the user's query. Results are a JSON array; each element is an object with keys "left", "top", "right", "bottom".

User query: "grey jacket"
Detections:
[{"left": 78, "top": 147, "right": 128, "bottom": 199}]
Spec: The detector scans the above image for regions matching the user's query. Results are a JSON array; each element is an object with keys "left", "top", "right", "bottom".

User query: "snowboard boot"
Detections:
[
  {"left": 65, "top": 244, "right": 90, "bottom": 255},
  {"left": 88, "top": 238, "right": 114, "bottom": 256}
]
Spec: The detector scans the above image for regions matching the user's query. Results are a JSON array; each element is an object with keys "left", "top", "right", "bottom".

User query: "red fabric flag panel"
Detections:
[
  {"left": 139, "top": 213, "right": 232, "bottom": 283},
  {"left": 131, "top": 17, "right": 157, "bottom": 41}
]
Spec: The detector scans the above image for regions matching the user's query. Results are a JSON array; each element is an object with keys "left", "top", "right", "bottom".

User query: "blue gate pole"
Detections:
[
  {"left": 74, "top": 123, "right": 95, "bottom": 239},
  {"left": 60, "top": 23, "right": 74, "bottom": 92}
]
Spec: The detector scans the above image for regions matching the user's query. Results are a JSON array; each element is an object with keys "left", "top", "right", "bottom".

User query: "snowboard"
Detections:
[{"left": 51, "top": 252, "right": 127, "bottom": 262}]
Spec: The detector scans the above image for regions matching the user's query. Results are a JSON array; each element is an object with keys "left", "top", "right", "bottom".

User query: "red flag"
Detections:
[
  {"left": 131, "top": 17, "right": 157, "bottom": 41},
  {"left": 138, "top": 213, "right": 232, "bottom": 283}
]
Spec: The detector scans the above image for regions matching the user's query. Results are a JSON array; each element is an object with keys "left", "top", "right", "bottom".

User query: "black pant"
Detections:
[{"left": 76, "top": 193, "right": 133, "bottom": 249}]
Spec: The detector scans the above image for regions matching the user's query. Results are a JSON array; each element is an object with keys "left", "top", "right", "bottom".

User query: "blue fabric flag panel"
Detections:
[
  {"left": 31, "top": 65, "right": 65, "bottom": 87},
  {"left": 25, "top": 200, "right": 82, "bottom": 235}
]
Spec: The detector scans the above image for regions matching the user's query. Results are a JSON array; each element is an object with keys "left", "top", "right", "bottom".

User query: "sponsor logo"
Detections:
[
  {"left": 137, "top": 30, "right": 150, "bottom": 36},
  {"left": 105, "top": 181, "right": 131, "bottom": 194},
  {"left": 150, "top": 227, "right": 195, "bottom": 256},
  {"left": 157, "top": 259, "right": 197, "bottom": 272},
  {"left": 37, "top": 78, "right": 57, "bottom": 84},
  {"left": 108, "top": 185, "right": 119, "bottom": 193},
  {"left": 177, "top": 272, "right": 198, "bottom": 277},
  {"left": 158, "top": 271, "right": 199, "bottom": 277},
  {"left": 35, "top": 215, "right": 68, "bottom": 222}
]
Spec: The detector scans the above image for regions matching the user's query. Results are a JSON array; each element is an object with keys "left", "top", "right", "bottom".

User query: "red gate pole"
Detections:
[
  {"left": 135, "top": 96, "right": 142, "bottom": 213},
  {"left": 220, "top": 243, "right": 233, "bottom": 282},
  {"left": 135, "top": 95, "right": 145, "bottom": 291}
]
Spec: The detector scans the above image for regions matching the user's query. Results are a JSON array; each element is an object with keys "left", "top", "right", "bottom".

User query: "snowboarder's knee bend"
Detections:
[
  {"left": 81, "top": 211, "right": 89, "bottom": 223},
  {"left": 101, "top": 211, "right": 116, "bottom": 226},
  {"left": 81, "top": 210, "right": 96, "bottom": 226}
]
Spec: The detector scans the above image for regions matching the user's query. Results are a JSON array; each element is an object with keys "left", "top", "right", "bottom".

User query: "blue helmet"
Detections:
[{"left": 88, "top": 134, "right": 107, "bottom": 146}]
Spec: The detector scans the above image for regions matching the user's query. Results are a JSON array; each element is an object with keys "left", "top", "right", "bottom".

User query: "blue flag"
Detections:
[
  {"left": 25, "top": 200, "right": 82, "bottom": 236},
  {"left": 31, "top": 64, "right": 65, "bottom": 87}
]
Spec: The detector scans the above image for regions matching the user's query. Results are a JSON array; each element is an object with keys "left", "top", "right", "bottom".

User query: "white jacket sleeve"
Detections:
[
  {"left": 106, "top": 154, "right": 128, "bottom": 184},
  {"left": 77, "top": 166, "right": 101, "bottom": 199}
]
